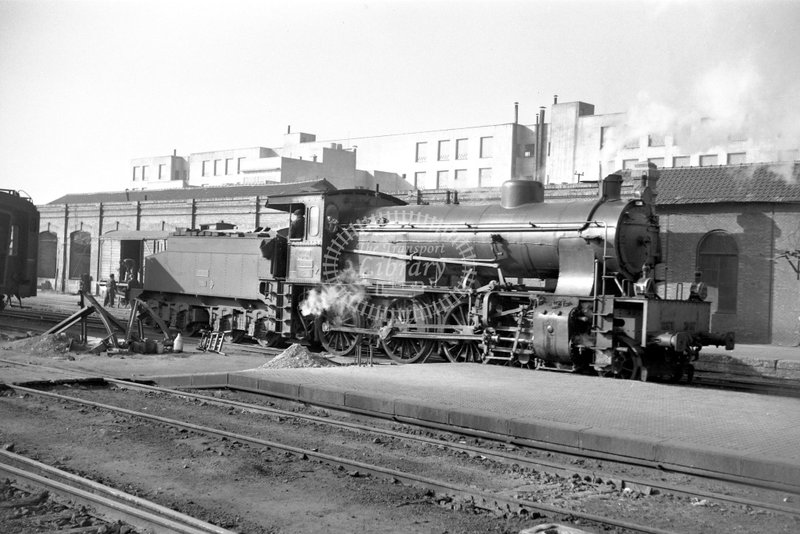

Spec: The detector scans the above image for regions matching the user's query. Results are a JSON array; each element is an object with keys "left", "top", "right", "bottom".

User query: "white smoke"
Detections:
[
  {"left": 300, "top": 268, "right": 366, "bottom": 317},
  {"left": 606, "top": 60, "right": 800, "bottom": 182}
]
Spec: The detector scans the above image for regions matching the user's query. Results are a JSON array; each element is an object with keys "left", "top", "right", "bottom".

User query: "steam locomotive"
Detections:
[
  {"left": 0, "top": 189, "right": 38, "bottom": 310},
  {"left": 139, "top": 163, "right": 734, "bottom": 381}
]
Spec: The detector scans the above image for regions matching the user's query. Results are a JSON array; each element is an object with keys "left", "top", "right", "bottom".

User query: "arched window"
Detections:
[
  {"left": 697, "top": 231, "right": 738, "bottom": 313},
  {"left": 38, "top": 231, "right": 58, "bottom": 278},
  {"left": 69, "top": 231, "right": 91, "bottom": 279}
]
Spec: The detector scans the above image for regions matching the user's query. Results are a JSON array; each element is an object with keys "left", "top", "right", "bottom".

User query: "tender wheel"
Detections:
[
  {"left": 381, "top": 298, "right": 436, "bottom": 364},
  {"left": 315, "top": 307, "right": 362, "bottom": 356},
  {"left": 442, "top": 302, "right": 481, "bottom": 363},
  {"left": 256, "top": 333, "right": 282, "bottom": 348},
  {"left": 223, "top": 329, "right": 246, "bottom": 344},
  {"left": 182, "top": 322, "right": 205, "bottom": 337}
]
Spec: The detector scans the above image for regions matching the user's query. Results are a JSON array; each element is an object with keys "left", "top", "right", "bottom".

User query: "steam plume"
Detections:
[{"left": 300, "top": 268, "right": 366, "bottom": 317}]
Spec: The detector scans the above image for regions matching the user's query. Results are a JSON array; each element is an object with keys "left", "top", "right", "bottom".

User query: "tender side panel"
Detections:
[{"left": 145, "top": 234, "right": 272, "bottom": 300}]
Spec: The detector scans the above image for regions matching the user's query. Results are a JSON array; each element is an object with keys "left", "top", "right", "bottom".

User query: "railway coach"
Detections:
[{"left": 0, "top": 189, "right": 39, "bottom": 309}]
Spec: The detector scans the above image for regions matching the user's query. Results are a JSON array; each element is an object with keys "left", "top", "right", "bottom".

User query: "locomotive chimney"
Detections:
[
  {"left": 634, "top": 161, "right": 659, "bottom": 200},
  {"left": 600, "top": 174, "right": 622, "bottom": 201}
]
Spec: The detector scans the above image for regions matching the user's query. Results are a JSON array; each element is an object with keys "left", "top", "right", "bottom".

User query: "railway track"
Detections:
[
  {"left": 103, "top": 380, "right": 800, "bottom": 507},
  {"left": 5, "top": 380, "right": 799, "bottom": 534},
  {"left": 0, "top": 449, "right": 236, "bottom": 534},
  {"left": 4, "top": 356, "right": 797, "bottom": 496}
]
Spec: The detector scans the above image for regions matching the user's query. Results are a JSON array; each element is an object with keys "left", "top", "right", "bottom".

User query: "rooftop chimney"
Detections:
[
  {"left": 554, "top": 94, "right": 558, "bottom": 104},
  {"left": 287, "top": 125, "right": 291, "bottom": 134},
  {"left": 514, "top": 102, "right": 519, "bottom": 124}
]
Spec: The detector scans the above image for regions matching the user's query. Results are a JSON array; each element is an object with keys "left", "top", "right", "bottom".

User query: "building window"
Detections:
[
  {"left": 237, "top": 157, "right": 245, "bottom": 173},
  {"left": 727, "top": 152, "right": 746, "bottom": 165},
  {"left": 480, "top": 137, "right": 493, "bottom": 158},
  {"left": 436, "top": 170, "right": 449, "bottom": 189},
  {"left": 225, "top": 158, "right": 234, "bottom": 174},
  {"left": 699, "top": 154, "right": 718, "bottom": 166},
  {"left": 600, "top": 126, "right": 614, "bottom": 149},
  {"left": 437, "top": 140, "right": 450, "bottom": 161},
  {"left": 673, "top": 156, "right": 690, "bottom": 167},
  {"left": 158, "top": 164, "right": 166, "bottom": 180},
  {"left": 141, "top": 165, "right": 149, "bottom": 181},
  {"left": 697, "top": 231, "right": 738, "bottom": 314},
  {"left": 132, "top": 166, "right": 140, "bottom": 181},
  {"left": 647, "top": 158, "right": 664, "bottom": 168},
  {"left": 454, "top": 169, "right": 467, "bottom": 183},
  {"left": 202, "top": 160, "right": 210, "bottom": 176},
  {"left": 622, "top": 159, "right": 638, "bottom": 170},
  {"left": 69, "top": 230, "right": 92, "bottom": 280},
  {"left": 648, "top": 134, "right": 665, "bottom": 147},
  {"left": 478, "top": 167, "right": 492, "bottom": 186},
  {"left": 414, "top": 171, "right": 426, "bottom": 189},
  {"left": 37, "top": 231, "right": 58, "bottom": 278},
  {"left": 623, "top": 136, "right": 640, "bottom": 149},
  {"left": 415, "top": 142, "right": 427, "bottom": 163},
  {"left": 214, "top": 159, "right": 222, "bottom": 175},
  {"left": 522, "top": 144, "right": 535, "bottom": 158},
  {"left": 456, "top": 138, "right": 468, "bottom": 160}
]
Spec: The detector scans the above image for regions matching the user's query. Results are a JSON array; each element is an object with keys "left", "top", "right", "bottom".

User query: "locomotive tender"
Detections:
[
  {"left": 0, "top": 189, "right": 38, "bottom": 310},
  {"left": 141, "top": 163, "right": 734, "bottom": 381}
]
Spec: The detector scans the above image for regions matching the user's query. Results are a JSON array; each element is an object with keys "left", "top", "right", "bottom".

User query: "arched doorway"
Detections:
[
  {"left": 697, "top": 230, "right": 738, "bottom": 316},
  {"left": 69, "top": 230, "right": 92, "bottom": 280},
  {"left": 38, "top": 231, "right": 58, "bottom": 278}
]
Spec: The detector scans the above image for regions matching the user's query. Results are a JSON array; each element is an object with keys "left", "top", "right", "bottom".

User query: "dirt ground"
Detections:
[{"left": 2, "top": 329, "right": 799, "bottom": 534}]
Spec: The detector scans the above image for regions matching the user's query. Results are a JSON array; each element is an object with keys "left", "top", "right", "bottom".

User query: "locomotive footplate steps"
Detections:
[{"left": 198, "top": 331, "right": 226, "bottom": 355}]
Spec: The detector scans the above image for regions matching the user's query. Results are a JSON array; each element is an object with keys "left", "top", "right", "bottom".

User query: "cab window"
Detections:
[{"left": 308, "top": 206, "right": 320, "bottom": 237}]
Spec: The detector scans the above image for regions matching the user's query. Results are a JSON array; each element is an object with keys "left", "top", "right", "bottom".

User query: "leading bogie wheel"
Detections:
[{"left": 602, "top": 341, "right": 643, "bottom": 380}]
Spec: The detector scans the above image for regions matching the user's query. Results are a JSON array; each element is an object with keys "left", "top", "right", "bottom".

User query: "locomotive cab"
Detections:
[{"left": 265, "top": 195, "right": 326, "bottom": 284}]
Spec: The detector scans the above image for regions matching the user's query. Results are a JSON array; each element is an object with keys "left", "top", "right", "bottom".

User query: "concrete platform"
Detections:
[{"left": 148, "top": 363, "right": 800, "bottom": 489}]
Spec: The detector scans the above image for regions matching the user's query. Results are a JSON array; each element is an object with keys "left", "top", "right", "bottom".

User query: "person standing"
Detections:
[{"left": 104, "top": 274, "right": 118, "bottom": 307}]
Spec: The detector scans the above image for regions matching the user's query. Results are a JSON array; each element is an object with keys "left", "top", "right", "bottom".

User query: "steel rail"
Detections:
[
  {"left": 104, "top": 378, "right": 800, "bottom": 519},
  {"left": 0, "top": 450, "right": 235, "bottom": 534},
  {"left": 0, "top": 357, "right": 90, "bottom": 379},
  {"left": 6, "top": 383, "right": 680, "bottom": 534}
]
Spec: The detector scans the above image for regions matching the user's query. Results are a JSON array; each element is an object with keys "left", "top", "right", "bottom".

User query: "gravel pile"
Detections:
[
  {"left": 260, "top": 344, "right": 339, "bottom": 369},
  {"left": 1, "top": 333, "right": 75, "bottom": 358}
]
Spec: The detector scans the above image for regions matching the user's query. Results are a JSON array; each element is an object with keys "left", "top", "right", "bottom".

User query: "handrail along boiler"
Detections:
[{"left": 140, "top": 163, "right": 733, "bottom": 380}]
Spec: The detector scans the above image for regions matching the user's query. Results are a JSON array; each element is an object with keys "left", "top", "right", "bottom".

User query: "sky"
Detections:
[{"left": 1, "top": 0, "right": 799, "bottom": 204}]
